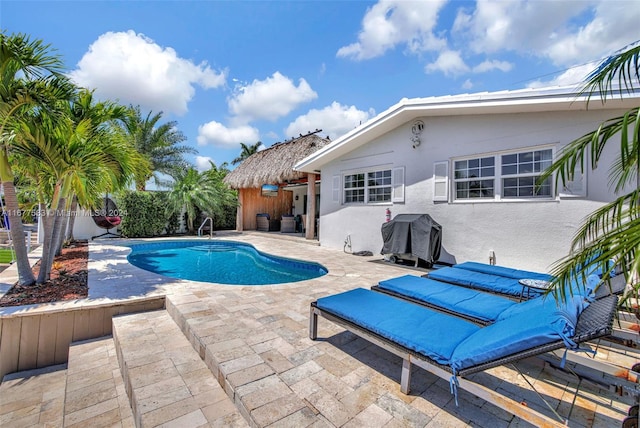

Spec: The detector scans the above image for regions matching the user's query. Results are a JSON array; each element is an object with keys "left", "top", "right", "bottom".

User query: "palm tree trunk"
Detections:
[
  {"left": 55, "top": 196, "right": 73, "bottom": 256},
  {"left": 38, "top": 197, "right": 67, "bottom": 283},
  {"left": 1, "top": 181, "right": 36, "bottom": 286},
  {"left": 37, "top": 208, "right": 55, "bottom": 284},
  {"left": 50, "top": 197, "right": 66, "bottom": 260},
  {"left": 55, "top": 211, "right": 68, "bottom": 256},
  {"left": 65, "top": 195, "right": 78, "bottom": 242},
  {"left": 0, "top": 151, "right": 36, "bottom": 286}
]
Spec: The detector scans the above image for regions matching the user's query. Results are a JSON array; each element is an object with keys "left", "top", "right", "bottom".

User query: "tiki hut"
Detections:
[{"left": 224, "top": 131, "right": 330, "bottom": 239}]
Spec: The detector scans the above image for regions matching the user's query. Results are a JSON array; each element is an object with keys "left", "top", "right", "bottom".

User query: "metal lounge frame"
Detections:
[
  {"left": 310, "top": 295, "right": 617, "bottom": 427},
  {"left": 371, "top": 275, "right": 640, "bottom": 405}
]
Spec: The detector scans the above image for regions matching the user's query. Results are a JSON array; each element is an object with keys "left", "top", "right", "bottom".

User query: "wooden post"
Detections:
[
  {"left": 306, "top": 173, "right": 316, "bottom": 240},
  {"left": 236, "top": 190, "right": 244, "bottom": 232}
]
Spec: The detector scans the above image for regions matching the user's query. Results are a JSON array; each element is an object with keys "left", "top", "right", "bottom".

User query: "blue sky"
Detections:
[{"left": 3, "top": 1, "right": 639, "bottom": 174}]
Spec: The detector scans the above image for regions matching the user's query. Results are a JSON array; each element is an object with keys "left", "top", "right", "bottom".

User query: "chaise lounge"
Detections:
[
  {"left": 310, "top": 287, "right": 617, "bottom": 426},
  {"left": 426, "top": 259, "right": 617, "bottom": 300}
]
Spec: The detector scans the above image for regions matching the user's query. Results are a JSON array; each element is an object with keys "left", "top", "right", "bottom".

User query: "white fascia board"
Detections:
[{"left": 294, "top": 85, "right": 640, "bottom": 173}]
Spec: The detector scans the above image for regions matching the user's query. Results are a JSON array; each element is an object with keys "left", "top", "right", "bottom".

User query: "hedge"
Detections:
[{"left": 118, "top": 191, "right": 173, "bottom": 238}]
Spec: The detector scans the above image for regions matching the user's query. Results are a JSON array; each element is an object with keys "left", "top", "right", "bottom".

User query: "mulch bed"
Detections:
[{"left": 0, "top": 240, "right": 89, "bottom": 307}]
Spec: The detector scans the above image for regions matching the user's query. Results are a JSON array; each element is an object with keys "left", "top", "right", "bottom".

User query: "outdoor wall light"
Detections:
[{"left": 411, "top": 120, "right": 424, "bottom": 149}]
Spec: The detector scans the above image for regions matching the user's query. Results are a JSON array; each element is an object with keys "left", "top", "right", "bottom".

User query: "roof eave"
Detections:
[{"left": 294, "top": 86, "right": 640, "bottom": 173}]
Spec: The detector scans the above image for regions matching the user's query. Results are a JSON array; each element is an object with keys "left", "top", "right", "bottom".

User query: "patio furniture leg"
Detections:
[
  {"left": 309, "top": 306, "right": 318, "bottom": 340},
  {"left": 401, "top": 358, "right": 412, "bottom": 394}
]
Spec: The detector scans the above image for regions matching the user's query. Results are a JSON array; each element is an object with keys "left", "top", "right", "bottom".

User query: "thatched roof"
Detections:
[{"left": 224, "top": 132, "right": 330, "bottom": 189}]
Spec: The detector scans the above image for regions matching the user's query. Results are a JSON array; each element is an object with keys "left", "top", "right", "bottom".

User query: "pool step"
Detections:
[
  {"left": 166, "top": 296, "right": 323, "bottom": 427},
  {"left": 64, "top": 337, "right": 134, "bottom": 426},
  {"left": 112, "top": 309, "right": 247, "bottom": 427},
  {"left": 187, "top": 245, "right": 237, "bottom": 252}
]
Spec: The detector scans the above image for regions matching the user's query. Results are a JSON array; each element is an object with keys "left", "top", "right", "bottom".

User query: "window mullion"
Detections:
[
  {"left": 495, "top": 155, "right": 502, "bottom": 200},
  {"left": 364, "top": 172, "right": 370, "bottom": 203}
]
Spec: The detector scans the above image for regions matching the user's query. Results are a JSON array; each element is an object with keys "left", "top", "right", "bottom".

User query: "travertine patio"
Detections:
[{"left": 0, "top": 232, "right": 637, "bottom": 427}]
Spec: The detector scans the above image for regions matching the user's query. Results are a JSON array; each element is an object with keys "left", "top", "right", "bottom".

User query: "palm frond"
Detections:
[{"left": 581, "top": 41, "right": 640, "bottom": 103}]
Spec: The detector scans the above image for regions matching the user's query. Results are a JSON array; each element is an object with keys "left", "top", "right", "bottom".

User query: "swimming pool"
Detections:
[{"left": 127, "top": 240, "right": 328, "bottom": 285}]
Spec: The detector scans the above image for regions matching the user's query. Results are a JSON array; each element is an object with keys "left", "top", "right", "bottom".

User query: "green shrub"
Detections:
[
  {"left": 217, "top": 203, "right": 237, "bottom": 230},
  {"left": 117, "top": 191, "right": 174, "bottom": 237}
]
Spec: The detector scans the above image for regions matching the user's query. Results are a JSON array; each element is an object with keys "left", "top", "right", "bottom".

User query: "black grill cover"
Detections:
[{"left": 381, "top": 214, "right": 442, "bottom": 265}]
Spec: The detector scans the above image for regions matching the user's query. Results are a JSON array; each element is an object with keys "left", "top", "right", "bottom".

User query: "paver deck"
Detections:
[
  {"left": 1, "top": 232, "right": 637, "bottom": 427},
  {"left": 0, "top": 364, "right": 66, "bottom": 427}
]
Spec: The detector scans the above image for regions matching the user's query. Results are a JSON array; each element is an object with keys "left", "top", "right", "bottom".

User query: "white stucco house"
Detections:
[{"left": 294, "top": 86, "right": 640, "bottom": 272}]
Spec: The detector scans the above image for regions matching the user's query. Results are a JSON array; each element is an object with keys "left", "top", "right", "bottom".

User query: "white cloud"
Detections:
[
  {"left": 425, "top": 50, "right": 469, "bottom": 76},
  {"left": 196, "top": 121, "right": 260, "bottom": 148},
  {"left": 543, "top": 2, "right": 640, "bottom": 67},
  {"left": 228, "top": 72, "right": 317, "bottom": 124},
  {"left": 337, "top": 0, "right": 448, "bottom": 60},
  {"left": 472, "top": 59, "right": 513, "bottom": 73},
  {"left": 69, "top": 30, "right": 226, "bottom": 115},
  {"left": 527, "top": 63, "right": 593, "bottom": 89},
  {"left": 461, "top": 79, "right": 473, "bottom": 90},
  {"left": 285, "top": 102, "right": 374, "bottom": 140},
  {"left": 453, "top": 0, "right": 640, "bottom": 68},
  {"left": 195, "top": 156, "right": 215, "bottom": 171}
]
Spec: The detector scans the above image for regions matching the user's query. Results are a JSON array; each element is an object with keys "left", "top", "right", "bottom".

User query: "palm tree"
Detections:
[
  {"left": 231, "top": 141, "right": 263, "bottom": 165},
  {"left": 541, "top": 41, "right": 640, "bottom": 304},
  {"left": 166, "top": 167, "right": 221, "bottom": 233},
  {"left": 201, "top": 160, "right": 237, "bottom": 223},
  {"left": 0, "top": 32, "right": 74, "bottom": 286},
  {"left": 55, "top": 89, "right": 141, "bottom": 252},
  {"left": 12, "top": 99, "right": 143, "bottom": 283},
  {"left": 118, "top": 106, "right": 196, "bottom": 190}
]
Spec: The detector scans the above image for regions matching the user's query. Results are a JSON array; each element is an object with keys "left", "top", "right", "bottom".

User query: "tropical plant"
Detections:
[
  {"left": 166, "top": 167, "right": 216, "bottom": 233},
  {"left": 201, "top": 161, "right": 237, "bottom": 227},
  {"left": 0, "top": 31, "right": 74, "bottom": 286},
  {"left": 11, "top": 92, "right": 143, "bottom": 283},
  {"left": 164, "top": 161, "right": 237, "bottom": 233},
  {"left": 541, "top": 41, "right": 640, "bottom": 304},
  {"left": 118, "top": 190, "right": 171, "bottom": 237},
  {"left": 118, "top": 106, "right": 196, "bottom": 190},
  {"left": 54, "top": 89, "right": 145, "bottom": 252},
  {"left": 231, "top": 141, "right": 263, "bottom": 165}
]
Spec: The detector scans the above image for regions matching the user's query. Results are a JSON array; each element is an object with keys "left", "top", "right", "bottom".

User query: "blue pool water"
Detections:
[{"left": 127, "top": 240, "right": 328, "bottom": 285}]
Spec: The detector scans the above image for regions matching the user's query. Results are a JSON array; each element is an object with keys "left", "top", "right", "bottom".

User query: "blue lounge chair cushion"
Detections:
[
  {"left": 427, "top": 267, "right": 527, "bottom": 297},
  {"left": 495, "top": 274, "right": 599, "bottom": 321},
  {"left": 450, "top": 294, "right": 588, "bottom": 371},
  {"left": 378, "top": 275, "right": 515, "bottom": 323},
  {"left": 454, "top": 261, "right": 554, "bottom": 281},
  {"left": 315, "top": 288, "right": 480, "bottom": 365}
]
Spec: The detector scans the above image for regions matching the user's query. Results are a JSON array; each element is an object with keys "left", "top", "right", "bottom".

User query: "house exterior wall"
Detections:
[{"left": 319, "top": 109, "right": 625, "bottom": 272}]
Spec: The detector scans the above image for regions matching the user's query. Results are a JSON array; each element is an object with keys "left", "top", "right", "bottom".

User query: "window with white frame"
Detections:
[
  {"left": 367, "top": 169, "right": 392, "bottom": 202},
  {"left": 501, "top": 149, "right": 552, "bottom": 198},
  {"left": 454, "top": 156, "right": 495, "bottom": 199},
  {"left": 450, "top": 147, "right": 554, "bottom": 201},
  {"left": 341, "top": 167, "right": 403, "bottom": 204},
  {"left": 344, "top": 173, "right": 366, "bottom": 203}
]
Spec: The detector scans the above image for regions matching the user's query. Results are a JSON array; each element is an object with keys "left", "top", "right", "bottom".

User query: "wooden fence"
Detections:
[{"left": 0, "top": 296, "right": 165, "bottom": 380}]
